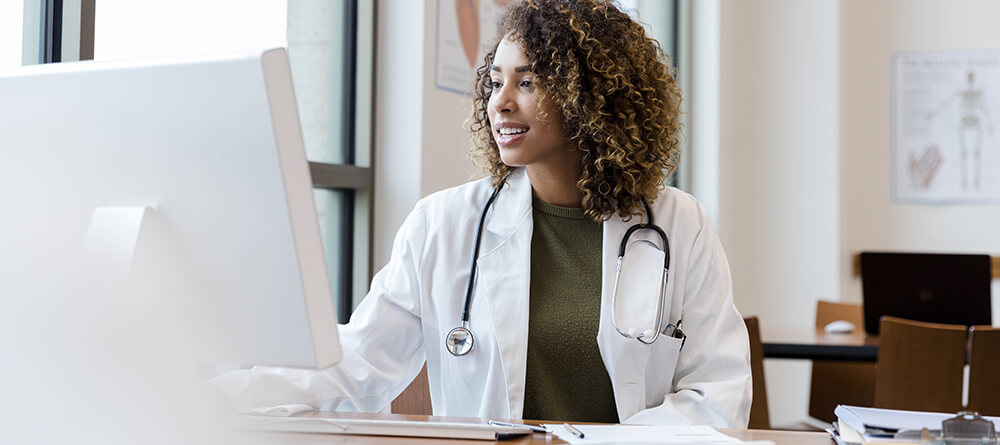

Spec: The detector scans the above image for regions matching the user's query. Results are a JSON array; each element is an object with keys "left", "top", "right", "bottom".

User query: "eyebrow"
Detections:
[{"left": 490, "top": 64, "right": 532, "bottom": 73}]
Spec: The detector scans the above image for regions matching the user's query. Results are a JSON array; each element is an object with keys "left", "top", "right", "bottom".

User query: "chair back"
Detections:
[
  {"left": 874, "top": 316, "right": 966, "bottom": 412},
  {"left": 815, "top": 300, "right": 864, "bottom": 328},
  {"left": 744, "top": 316, "right": 770, "bottom": 429},
  {"left": 391, "top": 365, "right": 432, "bottom": 415},
  {"left": 968, "top": 325, "right": 1000, "bottom": 416},
  {"left": 809, "top": 300, "right": 875, "bottom": 423}
]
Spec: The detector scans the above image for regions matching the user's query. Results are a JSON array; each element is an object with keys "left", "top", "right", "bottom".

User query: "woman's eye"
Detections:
[
  {"left": 488, "top": 80, "right": 501, "bottom": 89},
  {"left": 520, "top": 79, "right": 534, "bottom": 88}
]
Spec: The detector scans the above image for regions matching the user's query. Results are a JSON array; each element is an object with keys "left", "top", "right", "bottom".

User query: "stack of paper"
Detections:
[{"left": 832, "top": 405, "right": 1000, "bottom": 444}]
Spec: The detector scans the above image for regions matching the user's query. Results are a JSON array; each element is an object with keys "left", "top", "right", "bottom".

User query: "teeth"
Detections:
[{"left": 499, "top": 127, "right": 528, "bottom": 135}]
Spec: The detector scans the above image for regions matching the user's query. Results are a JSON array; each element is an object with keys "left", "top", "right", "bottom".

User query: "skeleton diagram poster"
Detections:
[{"left": 893, "top": 50, "right": 1000, "bottom": 203}]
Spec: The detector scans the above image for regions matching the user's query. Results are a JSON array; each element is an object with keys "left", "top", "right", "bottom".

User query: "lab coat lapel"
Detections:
[
  {"left": 599, "top": 212, "right": 655, "bottom": 421},
  {"left": 478, "top": 169, "right": 532, "bottom": 418}
]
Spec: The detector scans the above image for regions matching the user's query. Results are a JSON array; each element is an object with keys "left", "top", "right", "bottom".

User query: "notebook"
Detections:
[{"left": 860, "top": 252, "right": 992, "bottom": 336}]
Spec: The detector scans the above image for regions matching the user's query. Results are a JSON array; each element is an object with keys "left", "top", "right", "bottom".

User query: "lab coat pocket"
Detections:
[{"left": 646, "top": 335, "right": 684, "bottom": 402}]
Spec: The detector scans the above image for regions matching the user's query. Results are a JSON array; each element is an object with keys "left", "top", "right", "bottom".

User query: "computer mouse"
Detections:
[{"left": 824, "top": 320, "right": 856, "bottom": 334}]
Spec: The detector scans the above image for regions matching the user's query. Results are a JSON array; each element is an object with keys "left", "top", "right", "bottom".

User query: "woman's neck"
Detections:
[{"left": 526, "top": 161, "right": 583, "bottom": 208}]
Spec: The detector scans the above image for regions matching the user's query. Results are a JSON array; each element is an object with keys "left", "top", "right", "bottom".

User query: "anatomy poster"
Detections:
[
  {"left": 893, "top": 50, "right": 1000, "bottom": 203},
  {"left": 436, "top": 0, "right": 510, "bottom": 94}
]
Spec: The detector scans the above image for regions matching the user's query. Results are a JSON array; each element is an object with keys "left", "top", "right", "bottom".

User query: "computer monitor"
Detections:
[
  {"left": 0, "top": 48, "right": 341, "bottom": 369},
  {"left": 860, "top": 251, "right": 992, "bottom": 335}
]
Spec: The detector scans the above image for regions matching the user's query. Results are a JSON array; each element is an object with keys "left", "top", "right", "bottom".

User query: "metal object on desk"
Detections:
[
  {"left": 884, "top": 411, "right": 998, "bottom": 445},
  {"left": 941, "top": 412, "right": 998, "bottom": 445}
]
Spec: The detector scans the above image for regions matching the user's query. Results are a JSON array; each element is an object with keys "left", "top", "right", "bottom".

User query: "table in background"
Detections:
[
  {"left": 236, "top": 412, "right": 834, "bottom": 444},
  {"left": 761, "top": 326, "right": 878, "bottom": 362}
]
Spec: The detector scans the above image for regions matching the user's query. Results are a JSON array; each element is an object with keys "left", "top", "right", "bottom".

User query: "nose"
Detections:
[{"left": 490, "top": 84, "right": 516, "bottom": 114}]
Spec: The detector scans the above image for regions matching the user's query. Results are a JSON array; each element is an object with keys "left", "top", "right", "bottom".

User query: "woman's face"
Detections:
[{"left": 488, "top": 37, "right": 571, "bottom": 168}]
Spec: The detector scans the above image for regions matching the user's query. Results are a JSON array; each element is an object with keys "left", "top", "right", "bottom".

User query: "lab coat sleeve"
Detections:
[
  {"left": 211, "top": 202, "right": 430, "bottom": 413},
  {"left": 623, "top": 202, "right": 752, "bottom": 427}
]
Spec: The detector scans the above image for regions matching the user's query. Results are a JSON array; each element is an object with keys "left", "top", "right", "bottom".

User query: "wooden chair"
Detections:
[
  {"left": 391, "top": 365, "right": 432, "bottom": 415},
  {"left": 744, "top": 316, "right": 770, "bottom": 429},
  {"left": 874, "top": 316, "right": 966, "bottom": 413},
  {"left": 808, "top": 301, "right": 875, "bottom": 423},
  {"left": 967, "top": 325, "right": 1000, "bottom": 416}
]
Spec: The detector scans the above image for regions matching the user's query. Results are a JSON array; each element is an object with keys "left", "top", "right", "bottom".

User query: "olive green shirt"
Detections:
[{"left": 521, "top": 196, "right": 619, "bottom": 423}]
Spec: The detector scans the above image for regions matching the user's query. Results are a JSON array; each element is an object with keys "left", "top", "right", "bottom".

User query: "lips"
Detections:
[{"left": 494, "top": 122, "right": 530, "bottom": 147}]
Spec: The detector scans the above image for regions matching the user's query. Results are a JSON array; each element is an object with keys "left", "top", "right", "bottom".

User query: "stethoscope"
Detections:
[{"left": 445, "top": 181, "right": 671, "bottom": 356}]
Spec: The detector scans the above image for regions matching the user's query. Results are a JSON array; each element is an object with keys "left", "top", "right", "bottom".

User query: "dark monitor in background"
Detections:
[{"left": 860, "top": 252, "right": 992, "bottom": 336}]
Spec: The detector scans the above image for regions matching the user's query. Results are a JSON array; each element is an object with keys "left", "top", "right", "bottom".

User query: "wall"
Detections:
[
  {"left": 374, "top": 0, "right": 480, "bottom": 269},
  {"left": 717, "top": 0, "right": 1000, "bottom": 427},
  {"left": 839, "top": 0, "right": 1000, "bottom": 318},
  {"left": 718, "top": 0, "right": 840, "bottom": 426}
]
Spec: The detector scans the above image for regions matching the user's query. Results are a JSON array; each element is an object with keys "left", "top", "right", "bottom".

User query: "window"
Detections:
[
  {"left": 621, "top": 0, "right": 688, "bottom": 189},
  {"left": 0, "top": 1, "right": 23, "bottom": 71},
  {"left": 30, "top": 0, "right": 374, "bottom": 323},
  {"left": 92, "top": 0, "right": 287, "bottom": 60}
]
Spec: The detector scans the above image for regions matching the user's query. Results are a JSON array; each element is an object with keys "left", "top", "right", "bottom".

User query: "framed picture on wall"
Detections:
[
  {"left": 892, "top": 50, "right": 1000, "bottom": 204},
  {"left": 435, "top": 0, "right": 508, "bottom": 95}
]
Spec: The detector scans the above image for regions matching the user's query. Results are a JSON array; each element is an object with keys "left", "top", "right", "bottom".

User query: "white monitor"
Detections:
[{"left": 0, "top": 48, "right": 341, "bottom": 370}]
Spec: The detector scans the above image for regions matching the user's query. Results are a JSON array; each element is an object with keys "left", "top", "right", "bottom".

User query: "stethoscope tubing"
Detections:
[
  {"left": 610, "top": 201, "right": 670, "bottom": 344},
  {"left": 449, "top": 183, "right": 670, "bottom": 356},
  {"left": 460, "top": 182, "right": 505, "bottom": 324}
]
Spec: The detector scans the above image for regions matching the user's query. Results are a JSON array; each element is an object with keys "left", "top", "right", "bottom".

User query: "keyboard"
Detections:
[{"left": 230, "top": 415, "right": 534, "bottom": 441}]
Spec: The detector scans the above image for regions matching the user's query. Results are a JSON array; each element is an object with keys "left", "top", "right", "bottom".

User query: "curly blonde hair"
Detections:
[{"left": 469, "top": 0, "right": 682, "bottom": 222}]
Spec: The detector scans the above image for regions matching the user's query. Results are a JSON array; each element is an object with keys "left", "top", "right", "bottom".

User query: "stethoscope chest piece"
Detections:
[{"left": 446, "top": 325, "right": 474, "bottom": 356}]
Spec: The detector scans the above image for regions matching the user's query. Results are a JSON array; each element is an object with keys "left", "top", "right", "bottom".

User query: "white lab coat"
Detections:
[{"left": 215, "top": 168, "right": 751, "bottom": 427}]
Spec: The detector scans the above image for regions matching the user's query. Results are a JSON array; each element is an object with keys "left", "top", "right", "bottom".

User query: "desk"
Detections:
[
  {"left": 761, "top": 327, "right": 878, "bottom": 362},
  {"left": 236, "top": 412, "right": 833, "bottom": 444}
]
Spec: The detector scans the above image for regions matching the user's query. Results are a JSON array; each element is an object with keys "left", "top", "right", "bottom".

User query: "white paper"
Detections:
[
  {"left": 836, "top": 405, "right": 1000, "bottom": 432},
  {"left": 543, "top": 424, "right": 744, "bottom": 444}
]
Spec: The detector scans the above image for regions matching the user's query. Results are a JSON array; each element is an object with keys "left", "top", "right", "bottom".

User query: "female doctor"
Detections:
[{"left": 216, "top": 0, "right": 751, "bottom": 427}]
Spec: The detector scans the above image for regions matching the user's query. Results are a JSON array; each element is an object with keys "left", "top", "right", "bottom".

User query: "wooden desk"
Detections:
[
  {"left": 235, "top": 412, "right": 833, "bottom": 444},
  {"left": 761, "top": 326, "right": 878, "bottom": 362}
]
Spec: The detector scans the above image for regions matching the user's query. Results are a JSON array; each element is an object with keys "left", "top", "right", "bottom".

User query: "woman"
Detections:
[{"left": 216, "top": 0, "right": 751, "bottom": 426}]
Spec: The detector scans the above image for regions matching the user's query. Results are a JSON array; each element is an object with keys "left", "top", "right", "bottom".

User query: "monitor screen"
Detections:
[
  {"left": 0, "top": 47, "right": 341, "bottom": 368},
  {"left": 860, "top": 251, "right": 992, "bottom": 335},
  {"left": 0, "top": 47, "right": 343, "bottom": 443}
]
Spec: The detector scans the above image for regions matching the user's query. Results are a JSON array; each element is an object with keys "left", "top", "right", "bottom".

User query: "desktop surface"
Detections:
[
  {"left": 227, "top": 411, "right": 833, "bottom": 444},
  {"left": 761, "top": 326, "right": 879, "bottom": 361}
]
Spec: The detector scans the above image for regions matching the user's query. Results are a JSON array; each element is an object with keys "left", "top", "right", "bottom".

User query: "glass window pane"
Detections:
[
  {"left": 287, "top": 0, "right": 345, "bottom": 164},
  {"left": 0, "top": 1, "right": 24, "bottom": 72},
  {"left": 313, "top": 188, "right": 347, "bottom": 320},
  {"left": 92, "top": 0, "right": 287, "bottom": 60}
]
